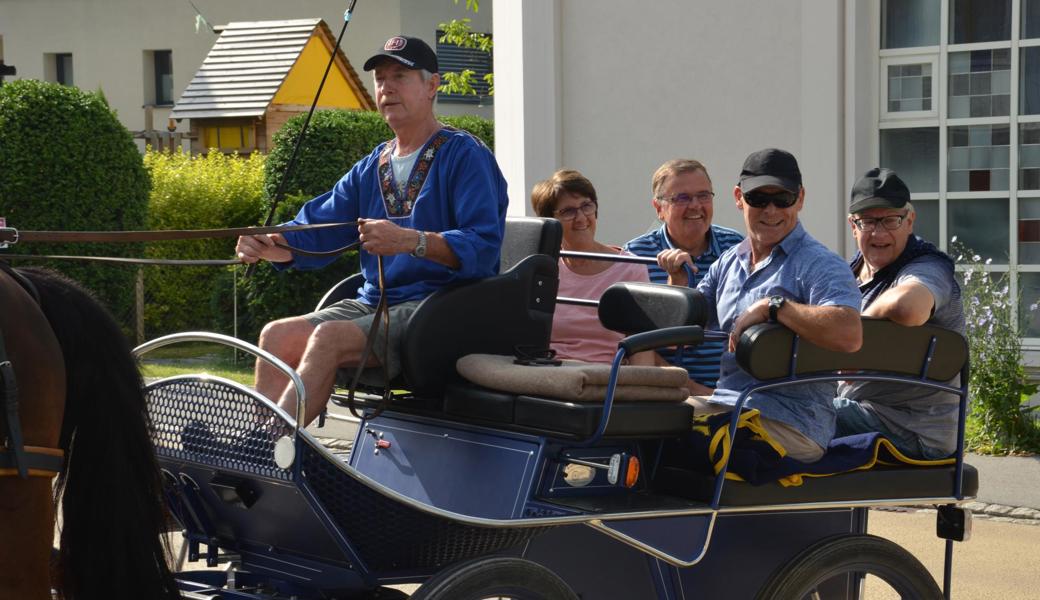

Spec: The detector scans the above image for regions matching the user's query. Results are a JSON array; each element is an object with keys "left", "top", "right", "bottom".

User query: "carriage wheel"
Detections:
[
  {"left": 754, "top": 534, "right": 943, "bottom": 600},
  {"left": 410, "top": 556, "right": 579, "bottom": 600}
]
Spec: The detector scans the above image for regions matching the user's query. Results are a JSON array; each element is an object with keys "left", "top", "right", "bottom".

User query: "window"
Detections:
[
  {"left": 1020, "top": 124, "right": 1040, "bottom": 189},
  {"left": 202, "top": 123, "right": 254, "bottom": 152},
  {"left": 436, "top": 31, "right": 493, "bottom": 105},
  {"left": 886, "top": 59, "right": 935, "bottom": 114},
  {"left": 950, "top": 0, "right": 1011, "bottom": 44},
  {"left": 948, "top": 125, "right": 1010, "bottom": 192},
  {"left": 880, "top": 127, "right": 940, "bottom": 192},
  {"left": 948, "top": 198, "right": 1010, "bottom": 263},
  {"left": 882, "top": 0, "right": 941, "bottom": 49},
  {"left": 55, "top": 53, "right": 73, "bottom": 86},
  {"left": 154, "top": 50, "right": 173, "bottom": 106},
  {"left": 949, "top": 49, "right": 1011, "bottom": 118},
  {"left": 1020, "top": 47, "right": 1040, "bottom": 115},
  {"left": 879, "top": 0, "right": 1040, "bottom": 339},
  {"left": 1026, "top": 0, "right": 1040, "bottom": 38}
]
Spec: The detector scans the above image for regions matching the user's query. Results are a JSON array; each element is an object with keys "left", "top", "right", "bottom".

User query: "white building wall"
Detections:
[
  {"left": 0, "top": 0, "right": 491, "bottom": 138},
  {"left": 497, "top": 0, "right": 873, "bottom": 254}
]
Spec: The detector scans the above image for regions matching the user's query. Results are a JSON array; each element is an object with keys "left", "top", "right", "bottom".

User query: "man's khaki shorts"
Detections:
[{"left": 301, "top": 298, "right": 421, "bottom": 385}]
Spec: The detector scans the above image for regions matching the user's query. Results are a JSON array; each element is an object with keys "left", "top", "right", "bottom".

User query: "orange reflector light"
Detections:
[{"left": 624, "top": 456, "right": 640, "bottom": 488}]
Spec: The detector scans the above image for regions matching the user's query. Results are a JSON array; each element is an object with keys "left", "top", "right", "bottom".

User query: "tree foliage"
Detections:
[
  {"left": 438, "top": 0, "right": 494, "bottom": 97},
  {"left": 0, "top": 79, "right": 148, "bottom": 320},
  {"left": 143, "top": 149, "right": 267, "bottom": 335}
]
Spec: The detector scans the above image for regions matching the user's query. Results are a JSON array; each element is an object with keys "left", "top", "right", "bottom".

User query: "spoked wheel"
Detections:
[
  {"left": 754, "top": 534, "right": 943, "bottom": 600},
  {"left": 410, "top": 556, "right": 579, "bottom": 600}
]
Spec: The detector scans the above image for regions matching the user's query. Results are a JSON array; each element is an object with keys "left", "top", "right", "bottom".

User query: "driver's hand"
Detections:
[
  {"left": 236, "top": 233, "right": 292, "bottom": 264},
  {"left": 358, "top": 219, "right": 417, "bottom": 256},
  {"left": 728, "top": 298, "right": 769, "bottom": 352}
]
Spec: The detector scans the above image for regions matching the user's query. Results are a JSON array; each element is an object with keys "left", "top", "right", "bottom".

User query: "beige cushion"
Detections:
[{"left": 456, "top": 353, "right": 690, "bottom": 403}]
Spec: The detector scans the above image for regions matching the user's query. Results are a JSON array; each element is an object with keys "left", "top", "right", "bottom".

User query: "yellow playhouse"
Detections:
[{"left": 171, "top": 18, "right": 375, "bottom": 154}]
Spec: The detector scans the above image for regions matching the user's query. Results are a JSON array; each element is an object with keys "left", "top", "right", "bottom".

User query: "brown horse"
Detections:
[{"left": 0, "top": 266, "right": 178, "bottom": 600}]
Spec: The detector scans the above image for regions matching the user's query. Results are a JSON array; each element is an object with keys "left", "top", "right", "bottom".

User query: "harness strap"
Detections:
[
  {"left": 0, "top": 445, "right": 64, "bottom": 478},
  {"left": 0, "top": 358, "right": 28, "bottom": 478}
]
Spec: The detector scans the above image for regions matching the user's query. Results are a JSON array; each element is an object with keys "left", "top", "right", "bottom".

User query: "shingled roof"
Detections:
[{"left": 170, "top": 18, "right": 374, "bottom": 120}]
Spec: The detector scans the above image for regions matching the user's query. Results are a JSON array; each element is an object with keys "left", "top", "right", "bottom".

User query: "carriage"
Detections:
[{"left": 135, "top": 217, "right": 977, "bottom": 599}]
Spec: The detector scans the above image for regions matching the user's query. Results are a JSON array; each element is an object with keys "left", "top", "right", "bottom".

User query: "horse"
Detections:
[{"left": 0, "top": 266, "right": 178, "bottom": 600}]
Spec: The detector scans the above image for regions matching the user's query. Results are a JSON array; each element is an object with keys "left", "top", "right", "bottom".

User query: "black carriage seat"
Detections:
[
  {"left": 444, "top": 282, "right": 708, "bottom": 439},
  {"left": 654, "top": 318, "right": 980, "bottom": 505},
  {"left": 322, "top": 217, "right": 563, "bottom": 403}
]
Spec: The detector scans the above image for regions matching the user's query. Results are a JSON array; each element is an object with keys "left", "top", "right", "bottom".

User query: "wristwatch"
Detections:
[
  {"left": 411, "top": 230, "right": 428, "bottom": 258},
  {"left": 768, "top": 295, "right": 786, "bottom": 323}
]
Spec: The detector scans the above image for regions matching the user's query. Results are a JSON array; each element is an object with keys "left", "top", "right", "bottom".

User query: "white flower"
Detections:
[
  {"left": 985, "top": 258, "right": 993, "bottom": 265},
  {"left": 951, "top": 235, "right": 958, "bottom": 243}
]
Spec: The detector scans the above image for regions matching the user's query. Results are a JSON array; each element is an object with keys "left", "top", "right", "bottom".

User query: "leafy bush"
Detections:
[
  {"left": 264, "top": 109, "right": 495, "bottom": 200},
  {"left": 143, "top": 149, "right": 266, "bottom": 335},
  {"left": 0, "top": 79, "right": 149, "bottom": 319},
  {"left": 954, "top": 240, "right": 1040, "bottom": 454}
]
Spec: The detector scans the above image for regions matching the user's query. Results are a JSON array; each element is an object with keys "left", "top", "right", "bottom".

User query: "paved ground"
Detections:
[
  {"left": 869, "top": 508, "right": 1040, "bottom": 600},
  {"left": 966, "top": 452, "right": 1040, "bottom": 510}
]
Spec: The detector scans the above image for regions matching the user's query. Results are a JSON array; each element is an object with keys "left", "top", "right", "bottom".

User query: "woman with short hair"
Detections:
[{"left": 531, "top": 169, "right": 653, "bottom": 365}]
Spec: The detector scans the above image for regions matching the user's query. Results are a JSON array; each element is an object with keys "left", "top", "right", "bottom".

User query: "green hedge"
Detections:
[
  {"left": 238, "top": 109, "right": 494, "bottom": 342},
  {"left": 0, "top": 80, "right": 149, "bottom": 319},
  {"left": 142, "top": 150, "right": 267, "bottom": 336}
]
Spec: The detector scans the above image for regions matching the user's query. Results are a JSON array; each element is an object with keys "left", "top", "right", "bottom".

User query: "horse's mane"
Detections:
[{"left": 17, "top": 267, "right": 179, "bottom": 600}]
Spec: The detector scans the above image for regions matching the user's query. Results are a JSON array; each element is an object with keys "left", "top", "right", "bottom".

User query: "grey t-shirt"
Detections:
[{"left": 837, "top": 254, "right": 966, "bottom": 454}]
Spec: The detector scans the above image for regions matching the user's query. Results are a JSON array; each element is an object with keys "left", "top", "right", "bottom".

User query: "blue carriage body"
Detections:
[{"left": 141, "top": 217, "right": 978, "bottom": 599}]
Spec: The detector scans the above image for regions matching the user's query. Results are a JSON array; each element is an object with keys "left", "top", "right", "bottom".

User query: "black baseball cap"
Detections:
[
  {"left": 363, "top": 35, "right": 439, "bottom": 73},
  {"left": 739, "top": 148, "right": 802, "bottom": 193},
  {"left": 849, "top": 167, "right": 910, "bottom": 213}
]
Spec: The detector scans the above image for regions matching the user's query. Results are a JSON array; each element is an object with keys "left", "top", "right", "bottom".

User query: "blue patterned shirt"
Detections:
[
  {"left": 623, "top": 224, "right": 743, "bottom": 386},
  {"left": 696, "top": 222, "right": 862, "bottom": 448}
]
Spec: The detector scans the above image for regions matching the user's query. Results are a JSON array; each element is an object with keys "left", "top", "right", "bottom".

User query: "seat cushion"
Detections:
[
  {"left": 456, "top": 354, "right": 689, "bottom": 402},
  {"left": 443, "top": 383, "right": 693, "bottom": 439}
]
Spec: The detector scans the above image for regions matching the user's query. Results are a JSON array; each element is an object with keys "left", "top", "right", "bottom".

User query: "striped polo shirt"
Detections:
[{"left": 623, "top": 224, "right": 744, "bottom": 387}]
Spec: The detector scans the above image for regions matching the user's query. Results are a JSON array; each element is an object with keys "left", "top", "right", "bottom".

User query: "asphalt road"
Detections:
[{"left": 967, "top": 452, "right": 1040, "bottom": 510}]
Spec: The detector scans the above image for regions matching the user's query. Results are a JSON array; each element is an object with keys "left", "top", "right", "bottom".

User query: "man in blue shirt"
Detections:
[
  {"left": 693, "top": 148, "right": 862, "bottom": 462},
  {"left": 624, "top": 159, "right": 743, "bottom": 393},
  {"left": 236, "top": 36, "right": 508, "bottom": 425}
]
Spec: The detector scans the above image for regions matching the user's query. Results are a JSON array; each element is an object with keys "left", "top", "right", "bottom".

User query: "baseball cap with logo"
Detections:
[
  {"left": 363, "top": 36, "right": 439, "bottom": 73},
  {"left": 738, "top": 148, "right": 803, "bottom": 194}
]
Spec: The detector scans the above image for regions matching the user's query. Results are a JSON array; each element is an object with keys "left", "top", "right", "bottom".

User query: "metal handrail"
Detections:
[{"left": 133, "top": 331, "right": 308, "bottom": 437}]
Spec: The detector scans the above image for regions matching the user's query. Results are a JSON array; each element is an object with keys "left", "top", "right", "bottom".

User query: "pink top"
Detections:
[{"left": 551, "top": 251, "right": 651, "bottom": 363}]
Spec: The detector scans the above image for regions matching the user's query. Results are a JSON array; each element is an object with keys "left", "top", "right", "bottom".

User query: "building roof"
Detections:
[{"left": 170, "top": 18, "right": 374, "bottom": 120}]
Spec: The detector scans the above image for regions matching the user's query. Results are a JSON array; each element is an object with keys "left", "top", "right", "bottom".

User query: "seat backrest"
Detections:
[
  {"left": 500, "top": 216, "right": 563, "bottom": 272},
  {"left": 736, "top": 318, "right": 968, "bottom": 382},
  {"left": 598, "top": 282, "right": 708, "bottom": 334},
  {"left": 400, "top": 218, "right": 563, "bottom": 396}
]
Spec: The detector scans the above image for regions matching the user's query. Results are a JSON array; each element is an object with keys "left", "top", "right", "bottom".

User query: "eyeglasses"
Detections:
[
  {"left": 554, "top": 201, "right": 597, "bottom": 221},
  {"left": 851, "top": 212, "right": 910, "bottom": 232},
  {"left": 656, "top": 192, "right": 715, "bottom": 205},
  {"left": 742, "top": 190, "right": 799, "bottom": 209}
]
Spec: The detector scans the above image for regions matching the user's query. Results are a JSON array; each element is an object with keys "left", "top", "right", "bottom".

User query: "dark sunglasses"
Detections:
[{"left": 743, "top": 190, "right": 799, "bottom": 209}]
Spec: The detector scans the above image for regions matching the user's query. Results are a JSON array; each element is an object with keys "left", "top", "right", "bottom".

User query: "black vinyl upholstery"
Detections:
[
  {"left": 442, "top": 383, "right": 693, "bottom": 439},
  {"left": 320, "top": 217, "right": 563, "bottom": 398},
  {"left": 736, "top": 318, "right": 967, "bottom": 381},
  {"left": 598, "top": 282, "right": 707, "bottom": 334}
]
